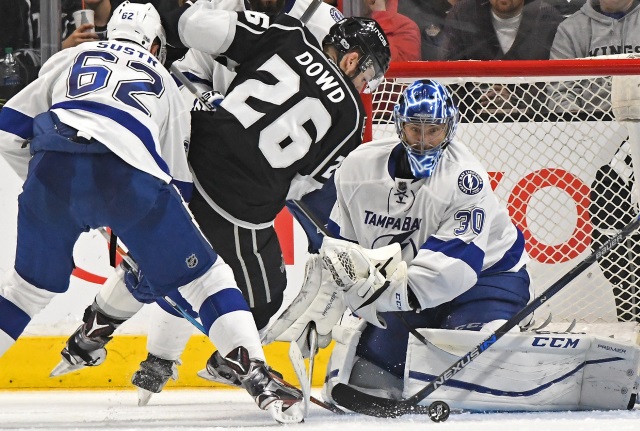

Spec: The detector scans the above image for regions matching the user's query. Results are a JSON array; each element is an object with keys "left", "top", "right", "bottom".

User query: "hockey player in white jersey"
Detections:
[
  {"left": 0, "top": 2, "right": 304, "bottom": 423},
  {"left": 51, "top": 0, "right": 390, "bottom": 408},
  {"left": 264, "top": 79, "right": 640, "bottom": 414},
  {"left": 263, "top": 77, "right": 531, "bottom": 402}
]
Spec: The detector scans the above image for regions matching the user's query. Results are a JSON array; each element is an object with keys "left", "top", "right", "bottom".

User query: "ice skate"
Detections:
[
  {"left": 223, "top": 346, "right": 304, "bottom": 424},
  {"left": 131, "top": 353, "right": 179, "bottom": 406},
  {"left": 196, "top": 350, "right": 242, "bottom": 386},
  {"left": 50, "top": 303, "right": 124, "bottom": 377}
]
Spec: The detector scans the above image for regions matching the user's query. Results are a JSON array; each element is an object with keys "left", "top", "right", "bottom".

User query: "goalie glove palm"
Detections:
[
  {"left": 343, "top": 261, "right": 412, "bottom": 328},
  {"left": 320, "top": 237, "right": 414, "bottom": 328}
]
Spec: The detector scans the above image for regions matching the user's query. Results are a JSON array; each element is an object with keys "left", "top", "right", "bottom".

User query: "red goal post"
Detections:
[{"left": 362, "top": 58, "right": 640, "bottom": 327}]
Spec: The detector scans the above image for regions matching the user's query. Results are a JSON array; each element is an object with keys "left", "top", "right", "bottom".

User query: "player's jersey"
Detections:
[
  {"left": 172, "top": 0, "right": 343, "bottom": 105},
  {"left": 329, "top": 138, "right": 530, "bottom": 309},
  {"left": 0, "top": 40, "right": 191, "bottom": 191},
  {"left": 180, "top": 6, "right": 364, "bottom": 227}
]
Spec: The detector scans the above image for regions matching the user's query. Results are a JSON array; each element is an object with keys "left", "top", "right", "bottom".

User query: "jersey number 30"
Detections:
[{"left": 221, "top": 55, "right": 332, "bottom": 169}]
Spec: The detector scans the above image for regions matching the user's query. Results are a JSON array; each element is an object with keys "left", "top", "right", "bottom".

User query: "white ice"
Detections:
[{"left": 0, "top": 389, "right": 639, "bottom": 431}]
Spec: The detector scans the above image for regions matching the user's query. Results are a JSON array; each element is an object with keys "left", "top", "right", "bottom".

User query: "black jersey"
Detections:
[{"left": 182, "top": 9, "right": 364, "bottom": 226}]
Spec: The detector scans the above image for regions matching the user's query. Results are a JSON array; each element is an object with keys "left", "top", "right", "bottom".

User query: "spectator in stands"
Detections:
[
  {"left": 439, "top": 0, "right": 563, "bottom": 116},
  {"left": 61, "top": 0, "right": 108, "bottom": 49},
  {"left": 549, "top": 0, "right": 640, "bottom": 323},
  {"left": 545, "top": 0, "right": 587, "bottom": 17},
  {"left": 398, "top": 0, "right": 453, "bottom": 61},
  {"left": 551, "top": 0, "right": 640, "bottom": 59},
  {"left": 439, "top": 0, "right": 563, "bottom": 60},
  {"left": 0, "top": 0, "right": 32, "bottom": 55},
  {"left": 61, "top": 0, "right": 186, "bottom": 64},
  {"left": 363, "top": 0, "right": 421, "bottom": 61}
]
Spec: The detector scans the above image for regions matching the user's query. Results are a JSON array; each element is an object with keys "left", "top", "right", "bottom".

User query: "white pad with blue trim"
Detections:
[{"left": 405, "top": 325, "right": 640, "bottom": 411}]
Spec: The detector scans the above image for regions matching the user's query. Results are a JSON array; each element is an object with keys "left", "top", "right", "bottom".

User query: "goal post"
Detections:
[{"left": 363, "top": 58, "right": 640, "bottom": 326}]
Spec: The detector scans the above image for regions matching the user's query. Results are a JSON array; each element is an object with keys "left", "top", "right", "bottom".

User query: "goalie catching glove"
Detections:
[{"left": 320, "top": 237, "right": 415, "bottom": 328}]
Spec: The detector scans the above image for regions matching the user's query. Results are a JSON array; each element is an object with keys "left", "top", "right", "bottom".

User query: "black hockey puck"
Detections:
[{"left": 428, "top": 400, "right": 450, "bottom": 422}]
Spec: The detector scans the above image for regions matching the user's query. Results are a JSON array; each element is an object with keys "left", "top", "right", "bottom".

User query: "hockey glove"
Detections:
[
  {"left": 320, "top": 237, "right": 414, "bottom": 328},
  {"left": 124, "top": 268, "right": 157, "bottom": 304}
]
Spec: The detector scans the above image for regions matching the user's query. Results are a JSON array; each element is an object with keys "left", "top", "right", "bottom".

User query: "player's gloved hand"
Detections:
[
  {"left": 191, "top": 90, "right": 224, "bottom": 111},
  {"left": 124, "top": 268, "right": 157, "bottom": 304},
  {"left": 320, "top": 237, "right": 415, "bottom": 328}
]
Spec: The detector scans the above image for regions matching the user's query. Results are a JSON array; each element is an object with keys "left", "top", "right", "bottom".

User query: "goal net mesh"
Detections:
[{"left": 366, "top": 63, "right": 639, "bottom": 325}]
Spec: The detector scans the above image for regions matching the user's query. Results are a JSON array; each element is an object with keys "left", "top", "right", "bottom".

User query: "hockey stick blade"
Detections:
[
  {"left": 333, "top": 214, "right": 640, "bottom": 417},
  {"left": 269, "top": 370, "right": 346, "bottom": 415}
]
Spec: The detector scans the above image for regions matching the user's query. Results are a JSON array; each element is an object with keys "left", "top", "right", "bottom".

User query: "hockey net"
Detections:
[{"left": 364, "top": 58, "right": 640, "bottom": 327}]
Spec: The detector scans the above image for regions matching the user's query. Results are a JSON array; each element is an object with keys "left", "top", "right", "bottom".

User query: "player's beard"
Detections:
[{"left": 249, "top": 0, "right": 286, "bottom": 13}]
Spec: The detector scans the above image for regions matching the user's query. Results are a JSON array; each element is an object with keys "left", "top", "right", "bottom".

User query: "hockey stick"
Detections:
[
  {"left": 331, "top": 214, "right": 640, "bottom": 418},
  {"left": 299, "top": 0, "right": 323, "bottom": 24},
  {"left": 96, "top": 227, "right": 342, "bottom": 415}
]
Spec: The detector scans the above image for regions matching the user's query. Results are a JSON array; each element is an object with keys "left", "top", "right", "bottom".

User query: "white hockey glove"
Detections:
[
  {"left": 320, "top": 237, "right": 415, "bottom": 328},
  {"left": 191, "top": 90, "right": 224, "bottom": 111},
  {"left": 261, "top": 254, "right": 348, "bottom": 356}
]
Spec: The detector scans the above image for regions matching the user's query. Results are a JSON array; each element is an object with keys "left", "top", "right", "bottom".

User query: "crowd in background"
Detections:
[
  {"left": 1, "top": 0, "right": 639, "bottom": 104},
  {"left": 0, "top": 0, "right": 640, "bottom": 88}
]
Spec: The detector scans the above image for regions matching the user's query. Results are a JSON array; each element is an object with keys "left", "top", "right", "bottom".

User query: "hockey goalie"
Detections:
[{"left": 263, "top": 78, "right": 640, "bottom": 414}]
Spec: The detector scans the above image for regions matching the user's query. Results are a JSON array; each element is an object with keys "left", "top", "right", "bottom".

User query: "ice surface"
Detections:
[{"left": 0, "top": 389, "right": 639, "bottom": 431}]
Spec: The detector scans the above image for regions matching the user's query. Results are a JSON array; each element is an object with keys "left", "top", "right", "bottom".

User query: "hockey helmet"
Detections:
[
  {"left": 323, "top": 17, "right": 391, "bottom": 92},
  {"left": 394, "top": 79, "right": 459, "bottom": 178},
  {"left": 107, "top": 1, "right": 167, "bottom": 64}
]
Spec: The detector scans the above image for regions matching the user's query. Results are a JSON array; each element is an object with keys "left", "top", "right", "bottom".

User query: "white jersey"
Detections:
[
  {"left": 0, "top": 40, "right": 191, "bottom": 187},
  {"left": 329, "top": 138, "right": 530, "bottom": 309},
  {"left": 172, "top": 0, "right": 344, "bottom": 105}
]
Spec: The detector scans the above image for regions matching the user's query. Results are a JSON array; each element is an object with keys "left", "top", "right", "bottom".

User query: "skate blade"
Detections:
[
  {"left": 50, "top": 360, "right": 86, "bottom": 377},
  {"left": 268, "top": 400, "right": 305, "bottom": 424},
  {"left": 196, "top": 368, "right": 237, "bottom": 386},
  {"left": 137, "top": 388, "right": 154, "bottom": 407},
  {"left": 196, "top": 368, "right": 217, "bottom": 382}
]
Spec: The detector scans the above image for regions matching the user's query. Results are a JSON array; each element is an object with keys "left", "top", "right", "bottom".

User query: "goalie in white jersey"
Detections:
[
  {"left": 0, "top": 2, "right": 304, "bottom": 423},
  {"left": 263, "top": 78, "right": 531, "bottom": 405}
]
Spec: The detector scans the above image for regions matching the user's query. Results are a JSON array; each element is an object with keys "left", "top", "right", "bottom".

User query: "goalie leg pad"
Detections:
[
  {"left": 261, "top": 254, "right": 347, "bottom": 353},
  {"left": 404, "top": 328, "right": 640, "bottom": 411},
  {"left": 321, "top": 317, "right": 366, "bottom": 404}
]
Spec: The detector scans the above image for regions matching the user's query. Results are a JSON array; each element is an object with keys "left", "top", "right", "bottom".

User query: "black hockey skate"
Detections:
[
  {"left": 50, "top": 302, "right": 125, "bottom": 377},
  {"left": 223, "top": 346, "right": 304, "bottom": 423},
  {"left": 131, "top": 353, "right": 179, "bottom": 406},
  {"left": 197, "top": 350, "right": 242, "bottom": 386}
]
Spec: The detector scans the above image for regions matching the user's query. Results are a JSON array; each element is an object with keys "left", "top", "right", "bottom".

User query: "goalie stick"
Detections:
[
  {"left": 330, "top": 214, "right": 640, "bottom": 418},
  {"left": 97, "top": 228, "right": 344, "bottom": 415}
]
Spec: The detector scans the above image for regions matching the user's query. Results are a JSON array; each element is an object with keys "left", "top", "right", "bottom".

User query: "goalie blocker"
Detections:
[{"left": 323, "top": 320, "right": 640, "bottom": 412}]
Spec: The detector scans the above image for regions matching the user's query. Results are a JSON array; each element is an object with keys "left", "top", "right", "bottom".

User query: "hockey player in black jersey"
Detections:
[{"left": 52, "top": 0, "right": 391, "bottom": 411}]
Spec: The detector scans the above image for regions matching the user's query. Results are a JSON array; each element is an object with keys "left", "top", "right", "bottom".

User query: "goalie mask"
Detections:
[
  {"left": 323, "top": 17, "right": 391, "bottom": 92},
  {"left": 107, "top": 1, "right": 167, "bottom": 65},
  {"left": 394, "top": 79, "right": 459, "bottom": 178}
]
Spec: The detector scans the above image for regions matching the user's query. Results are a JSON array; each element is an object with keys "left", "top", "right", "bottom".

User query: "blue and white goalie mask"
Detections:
[{"left": 394, "top": 79, "right": 459, "bottom": 178}]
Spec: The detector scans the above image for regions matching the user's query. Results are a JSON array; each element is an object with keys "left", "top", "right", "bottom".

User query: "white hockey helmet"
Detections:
[{"left": 107, "top": 1, "right": 167, "bottom": 64}]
